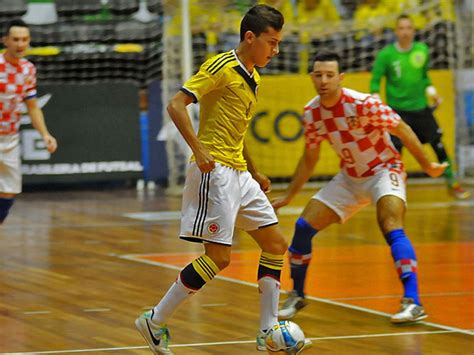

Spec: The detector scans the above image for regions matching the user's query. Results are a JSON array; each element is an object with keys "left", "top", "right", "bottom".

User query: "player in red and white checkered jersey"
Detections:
[
  {"left": 303, "top": 87, "right": 403, "bottom": 178},
  {"left": 273, "top": 50, "right": 447, "bottom": 324},
  {"left": 0, "top": 19, "right": 57, "bottom": 224}
]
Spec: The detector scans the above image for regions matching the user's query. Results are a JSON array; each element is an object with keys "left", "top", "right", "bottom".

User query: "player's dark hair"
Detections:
[
  {"left": 313, "top": 49, "right": 342, "bottom": 73},
  {"left": 313, "top": 49, "right": 341, "bottom": 70},
  {"left": 4, "top": 19, "right": 29, "bottom": 36},
  {"left": 396, "top": 14, "right": 413, "bottom": 25},
  {"left": 240, "top": 5, "right": 284, "bottom": 41}
]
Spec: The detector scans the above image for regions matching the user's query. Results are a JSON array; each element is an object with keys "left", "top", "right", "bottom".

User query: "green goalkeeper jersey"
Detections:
[{"left": 370, "top": 42, "right": 432, "bottom": 111}]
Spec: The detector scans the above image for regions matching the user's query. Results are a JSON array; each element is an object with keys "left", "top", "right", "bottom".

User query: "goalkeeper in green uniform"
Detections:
[{"left": 370, "top": 14, "right": 470, "bottom": 199}]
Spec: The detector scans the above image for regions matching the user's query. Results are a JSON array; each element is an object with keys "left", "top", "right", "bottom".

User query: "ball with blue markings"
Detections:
[{"left": 265, "top": 320, "right": 306, "bottom": 354}]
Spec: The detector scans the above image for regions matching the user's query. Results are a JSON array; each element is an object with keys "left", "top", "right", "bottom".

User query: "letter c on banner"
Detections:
[
  {"left": 274, "top": 111, "right": 303, "bottom": 142},
  {"left": 250, "top": 111, "right": 270, "bottom": 143}
]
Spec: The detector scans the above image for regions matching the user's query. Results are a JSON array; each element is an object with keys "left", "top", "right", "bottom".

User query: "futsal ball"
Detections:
[{"left": 265, "top": 320, "right": 306, "bottom": 354}]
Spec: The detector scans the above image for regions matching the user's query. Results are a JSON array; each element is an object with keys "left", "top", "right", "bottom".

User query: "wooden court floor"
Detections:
[{"left": 0, "top": 182, "right": 473, "bottom": 354}]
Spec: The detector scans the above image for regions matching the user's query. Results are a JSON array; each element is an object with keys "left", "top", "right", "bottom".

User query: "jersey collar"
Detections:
[
  {"left": 395, "top": 42, "right": 414, "bottom": 53},
  {"left": 232, "top": 49, "right": 254, "bottom": 78}
]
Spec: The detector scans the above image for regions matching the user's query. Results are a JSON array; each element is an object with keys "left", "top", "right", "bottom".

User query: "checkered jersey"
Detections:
[
  {"left": 0, "top": 55, "right": 37, "bottom": 135},
  {"left": 303, "top": 88, "right": 403, "bottom": 178}
]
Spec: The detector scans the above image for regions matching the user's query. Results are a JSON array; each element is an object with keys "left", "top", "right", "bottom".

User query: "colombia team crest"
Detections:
[{"left": 208, "top": 222, "right": 220, "bottom": 234}]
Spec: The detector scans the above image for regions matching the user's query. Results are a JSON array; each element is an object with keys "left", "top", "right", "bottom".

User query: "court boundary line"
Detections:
[
  {"left": 119, "top": 253, "right": 474, "bottom": 336},
  {"left": 2, "top": 329, "right": 460, "bottom": 354}
]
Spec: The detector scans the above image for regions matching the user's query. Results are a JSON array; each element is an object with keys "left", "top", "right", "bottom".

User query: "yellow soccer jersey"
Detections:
[{"left": 181, "top": 50, "right": 260, "bottom": 171}]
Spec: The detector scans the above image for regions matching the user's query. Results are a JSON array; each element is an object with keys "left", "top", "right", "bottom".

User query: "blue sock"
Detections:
[
  {"left": 0, "top": 198, "right": 14, "bottom": 223},
  {"left": 385, "top": 229, "right": 420, "bottom": 305},
  {"left": 288, "top": 218, "right": 318, "bottom": 298}
]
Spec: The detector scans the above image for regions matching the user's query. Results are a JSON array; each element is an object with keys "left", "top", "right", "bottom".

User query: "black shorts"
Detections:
[{"left": 391, "top": 107, "right": 443, "bottom": 150}]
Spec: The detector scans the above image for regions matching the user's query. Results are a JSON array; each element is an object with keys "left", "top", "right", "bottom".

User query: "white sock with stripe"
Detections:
[{"left": 152, "top": 274, "right": 196, "bottom": 324}]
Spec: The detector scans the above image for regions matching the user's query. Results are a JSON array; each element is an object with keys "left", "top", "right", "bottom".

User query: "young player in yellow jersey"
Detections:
[{"left": 135, "top": 5, "right": 310, "bottom": 354}]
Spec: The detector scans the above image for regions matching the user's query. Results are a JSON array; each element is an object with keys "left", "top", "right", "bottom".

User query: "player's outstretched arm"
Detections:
[
  {"left": 390, "top": 120, "right": 447, "bottom": 178},
  {"left": 271, "top": 145, "right": 320, "bottom": 210},
  {"left": 167, "top": 91, "right": 215, "bottom": 173}
]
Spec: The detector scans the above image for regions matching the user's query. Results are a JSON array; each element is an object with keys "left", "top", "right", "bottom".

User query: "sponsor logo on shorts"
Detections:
[{"left": 208, "top": 222, "right": 220, "bottom": 234}]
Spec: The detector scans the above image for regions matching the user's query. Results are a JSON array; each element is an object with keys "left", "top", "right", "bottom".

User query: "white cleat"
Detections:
[
  {"left": 278, "top": 291, "right": 308, "bottom": 320},
  {"left": 135, "top": 310, "right": 174, "bottom": 354},
  {"left": 391, "top": 298, "right": 428, "bottom": 324}
]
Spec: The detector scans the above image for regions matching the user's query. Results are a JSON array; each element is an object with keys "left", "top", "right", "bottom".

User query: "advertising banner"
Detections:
[{"left": 21, "top": 83, "right": 143, "bottom": 184}]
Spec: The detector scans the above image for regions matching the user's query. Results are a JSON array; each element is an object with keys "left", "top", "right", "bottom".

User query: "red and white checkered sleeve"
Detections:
[
  {"left": 303, "top": 108, "right": 323, "bottom": 149},
  {"left": 25, "top": 64, "right": 37, "bottom": 100},
  {"left": 362, "top": 96, "right": 400, "bottom": 129}
]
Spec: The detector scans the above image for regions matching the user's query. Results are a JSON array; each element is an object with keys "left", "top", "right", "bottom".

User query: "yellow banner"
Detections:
[{"left": 246, "top": 70, "right": 455, "bottom": 178}]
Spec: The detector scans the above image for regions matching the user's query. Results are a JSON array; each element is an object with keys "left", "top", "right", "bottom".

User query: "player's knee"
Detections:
[
  {"left": 289, "top": 217, "right": 318, "bottom": 254},
  {"left": 205, "top": 243, "right": 232, "bottom": 270},
  {"left": 379, "top": 217, "right": 403, "bottom": 236},
  {"left": 377, "top": 197, "right": 404, "bottom": 234},
  {"left": 263, "top": 234, "right": 287, "bottom": 255},
  {"left": 210, "top": 255, "right": 231, "bottom": 270},
  {"left": 264, "top": 236, "right": 288, "bottom": 255},
  {"left": 0, "top": 198, "right": 14, "bottom": 224},
  {"left": 274, "top": 237, "right": 288, "bottom": 255},
  {"left": 259, "top": 225, "right": 289, "bottom": 254}
]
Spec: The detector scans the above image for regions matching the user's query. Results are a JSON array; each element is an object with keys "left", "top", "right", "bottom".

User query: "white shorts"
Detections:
[
  {"left": 0, "top": 134, "right": 21, "bottom": 194},
  {"left": 180, "top": 162, "right": 278, "bottom": 245},
  {"left": 314, "top": 169, "right": 407, "bottom": 223}
]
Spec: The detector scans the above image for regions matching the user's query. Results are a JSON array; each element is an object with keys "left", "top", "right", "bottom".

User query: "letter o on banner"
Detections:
[{"left": 274, "top": 111, "right": 303, "bottom": 142}]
